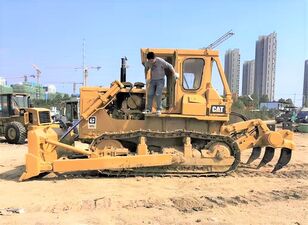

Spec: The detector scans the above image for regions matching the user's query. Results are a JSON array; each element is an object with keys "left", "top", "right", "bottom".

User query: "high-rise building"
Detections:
[
  {"left": 254, "top": 32, "right": 277, "bottom": 101},
  {"left": 224, "top": 49, "right": 240, "bottom": 95},
  {"left": 242, "top": 60, "right": 255, "bottom": 96},
  {"left": 303, "top": 60, "right": 308, "bottom": 107},
  {"left": 0, "top": 77, "right": 6, "bottom": 86}
]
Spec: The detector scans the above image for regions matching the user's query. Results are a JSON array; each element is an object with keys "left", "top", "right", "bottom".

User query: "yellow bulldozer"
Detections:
[{"left": 20, "top": 48, "right": 295, "bottom": 181}]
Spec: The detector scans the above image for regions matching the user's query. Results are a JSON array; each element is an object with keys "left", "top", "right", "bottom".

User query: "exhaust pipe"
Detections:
[{"left": 120, "top": 57, "right": 127, "bottom": 82}]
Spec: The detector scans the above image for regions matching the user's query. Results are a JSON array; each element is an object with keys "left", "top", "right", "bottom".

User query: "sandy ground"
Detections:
[{"left": 0, "top": 133, "right": 307, "bottom": 225}]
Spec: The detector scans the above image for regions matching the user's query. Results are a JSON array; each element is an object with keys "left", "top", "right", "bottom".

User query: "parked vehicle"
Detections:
[{"left": 296, "top": 108, "right": 308, "bottom": 123}]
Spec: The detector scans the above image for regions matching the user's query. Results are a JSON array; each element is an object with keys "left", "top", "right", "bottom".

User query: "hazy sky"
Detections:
[{"left": 0, "top": 0, "right": 307, "bottom": 105}]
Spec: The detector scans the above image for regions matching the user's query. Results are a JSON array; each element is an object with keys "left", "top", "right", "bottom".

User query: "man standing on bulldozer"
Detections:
[{"left": 144, "top": 52, "right": 178, "bottom": 114}]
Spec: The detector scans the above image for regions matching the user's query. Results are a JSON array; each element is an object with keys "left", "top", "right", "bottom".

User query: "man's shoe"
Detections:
[
  {"left": 142, "top": 110, "right": 151, "bottom": 114},
  {"left": 156, "top": 110, "right": 161, "bottom": 115}
]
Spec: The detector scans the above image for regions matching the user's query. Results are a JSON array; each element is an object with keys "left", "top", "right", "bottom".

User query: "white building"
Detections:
[
  {"left": 47, "top": 84, "right": 57, "bottom": 93},
  {"left": 0, "top": 77, "right": 6, "bottom": 86}
]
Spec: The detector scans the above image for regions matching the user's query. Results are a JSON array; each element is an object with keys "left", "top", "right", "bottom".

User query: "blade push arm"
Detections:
[
  {"left": 81, "top": 80, "right": 124, "bottom": 120},
  {"left": 59, "top": 81, "right": 123, "bottom": 141}
]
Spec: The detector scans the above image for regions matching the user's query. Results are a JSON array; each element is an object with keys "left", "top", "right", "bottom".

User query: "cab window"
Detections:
[
  {"left": 182, "top": 58, "right": 204, "bottom": 90},
  {"left": 0, "top": 95, "right": 9, "bottom": 117},
  {"left": 66, "top": 103, "right": 73, "bottom": 121},
  {"left": 13, "top": 95, "right": 29, "bottom": 108}
]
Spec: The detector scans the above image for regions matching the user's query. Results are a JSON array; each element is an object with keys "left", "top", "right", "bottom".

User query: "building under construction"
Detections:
[
  {"left": 0, "top": 82, "right": 60, "bottom": 100},
  {"left": 0, "top": 85, "right": 13, "bottom": 94},
  {"left": 10, "top": 82, "right": 45, "bottom": 100}
]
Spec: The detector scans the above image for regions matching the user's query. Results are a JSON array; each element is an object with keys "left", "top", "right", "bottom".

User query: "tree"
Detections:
[
  {"left": 260, "top": 95, "right": 269, "bottom": 103},
  {"left": 63, "top": 94, "right": 70, "bottom": 100},
  {"left": 238, "top": 96, "right": 254, "bottom": 108},
  {"left": 231, "top": 99, "right": 245, "bottom": 112},
  {"left": 250, "top": 93, "right": 260, "bottom": 108},
  {"left": 31, "top": 92, "right": 72, "bottom": 109},
  {"left": 278, "top": 98, "right": 286, "bottom": 103},
  {"left": 285, "top": 98, "right": 294, "bottom": 106}
]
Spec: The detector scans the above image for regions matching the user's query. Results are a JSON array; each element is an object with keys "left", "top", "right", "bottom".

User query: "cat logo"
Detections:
[
  {"left": 88, "top": 116, "right": 97, "bottom": 129},
  {"left": 210, "top": 105, "right": 226, "bottom": 114}
]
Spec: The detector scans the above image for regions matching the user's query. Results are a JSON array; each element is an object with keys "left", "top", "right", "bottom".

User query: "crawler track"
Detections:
[
  {"left": 97, "top": 168, "right": 231, "bottom": 178},
  {"left": 90, "top": 130, "right": 241, "bottom": 177}
]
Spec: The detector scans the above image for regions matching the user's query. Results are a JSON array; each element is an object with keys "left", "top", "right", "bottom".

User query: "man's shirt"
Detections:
[{"left": 145, "top": 57, "right": 175, "bottom": 80}]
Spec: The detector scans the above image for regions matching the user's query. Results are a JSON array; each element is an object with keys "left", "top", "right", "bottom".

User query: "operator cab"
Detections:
[
  {"left": 141, "top": 48, "right": 232, "bottom": 121},
  {"left": 60, "top": 98, "right": 80, "bottom": 123},
  {"left": 0, "top": 93, "right": 30, "bottom": 117}
]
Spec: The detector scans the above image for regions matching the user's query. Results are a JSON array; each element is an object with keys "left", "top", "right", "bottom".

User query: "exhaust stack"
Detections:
[{"left": 120, "top": 57, "right": 127, "bottom": 82}]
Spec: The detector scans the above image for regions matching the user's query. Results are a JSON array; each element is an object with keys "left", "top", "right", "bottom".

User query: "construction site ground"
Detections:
[{"left": 0, "top": 133, "right": 307, "bottom": 225}]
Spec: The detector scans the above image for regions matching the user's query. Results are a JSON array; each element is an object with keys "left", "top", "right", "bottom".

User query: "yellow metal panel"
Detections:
[
  {"left": 140, "top": 48, "right": 219, "bottom": 60},
  {"left": 182, "top": 94, "right": 206, "bottom": 116},
  {"left": 79, "top": 109, "right": 146, "bottom": 139},
  {"left": 53, "top": 154, "right": 174, "bottom": 172}
]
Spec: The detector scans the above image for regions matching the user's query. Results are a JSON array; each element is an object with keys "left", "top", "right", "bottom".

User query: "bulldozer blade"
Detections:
[
  {"left": 272, "top": 148, "right": 292, "bottom": 173},
  {"left": 256, "top": 147, "right": 275, "bottom": 169},
  {"left": 246, "top": 147, "right": 261, "bottom": 164}
]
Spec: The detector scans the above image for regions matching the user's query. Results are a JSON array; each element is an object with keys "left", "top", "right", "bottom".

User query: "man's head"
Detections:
[{"left": 146, "top": 52, "right": 156, "bottom": 63}]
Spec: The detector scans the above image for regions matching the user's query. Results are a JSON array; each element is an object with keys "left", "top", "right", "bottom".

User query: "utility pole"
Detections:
[
  {"left": 82, "top": 38, "right": 86, "bottom": 86},
  {"left": 77, "top": 39, "right": 101, "bottom": 86},
  {"left": 73, "top": 82, "right": 77, "bottom": 94},
  {"left": 32, "top": 64, "right": 42, "bottom": 99},
  {"left": 73, "top": 82, "right": 83, "bottom": 94}
]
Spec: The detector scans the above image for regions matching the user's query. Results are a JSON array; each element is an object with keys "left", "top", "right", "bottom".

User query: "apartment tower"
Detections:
[
  {"left": 303, "top": 60, "right": 308, "bottom": 107},
  {"left": 254, "top": 32, "right": 277, "bottom": 101},
  {"left": 224, "top": 49, "right": 240, "bottom": 95},
  {"left": 242, "top": 60, "right": 255, "bottom": 96}
]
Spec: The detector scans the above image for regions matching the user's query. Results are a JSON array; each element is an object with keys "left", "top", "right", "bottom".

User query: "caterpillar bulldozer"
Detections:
[
  {"left": 0, "top": 93, "right": 52, "bottom": 144},
  {"left": 20, "top": 48, "right": 295, "bottom": 181}
]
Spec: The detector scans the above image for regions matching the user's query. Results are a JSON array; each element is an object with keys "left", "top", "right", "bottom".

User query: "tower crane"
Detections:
[
  {"left": 78, "top": 39, "right": 102, "bottom": 86},
  {"left": 43, "top": 39, "right": 101, "bottom": 87},
  {"left": 74, "top": 65, "right": 101, "bottom": 87},
  {"left": 3, "top": 74, "right": 36, "bottom": 83},
  {"left": 49, "top": 81, "right": 83, "bottom": 94},
  {"left": 203, "top": 30, "right": 235, "bottom": 49}
]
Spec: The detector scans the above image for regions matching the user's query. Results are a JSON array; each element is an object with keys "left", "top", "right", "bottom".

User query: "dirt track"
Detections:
[{"left": 0, "top": 133, "right": 307, "bottom": 225}]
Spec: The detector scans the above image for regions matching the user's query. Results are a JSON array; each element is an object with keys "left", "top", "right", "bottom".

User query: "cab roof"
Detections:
[
  {"left": 0, "top": 92, "right": 29, "bottom": 97},
  {"left": 140, "top": 48, "right": 219, "bottom": 63}
]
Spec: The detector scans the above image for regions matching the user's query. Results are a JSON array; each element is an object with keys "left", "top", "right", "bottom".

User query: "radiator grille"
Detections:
[{"left": 39, "top": 111, "right": 51, "bottom": 124}]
